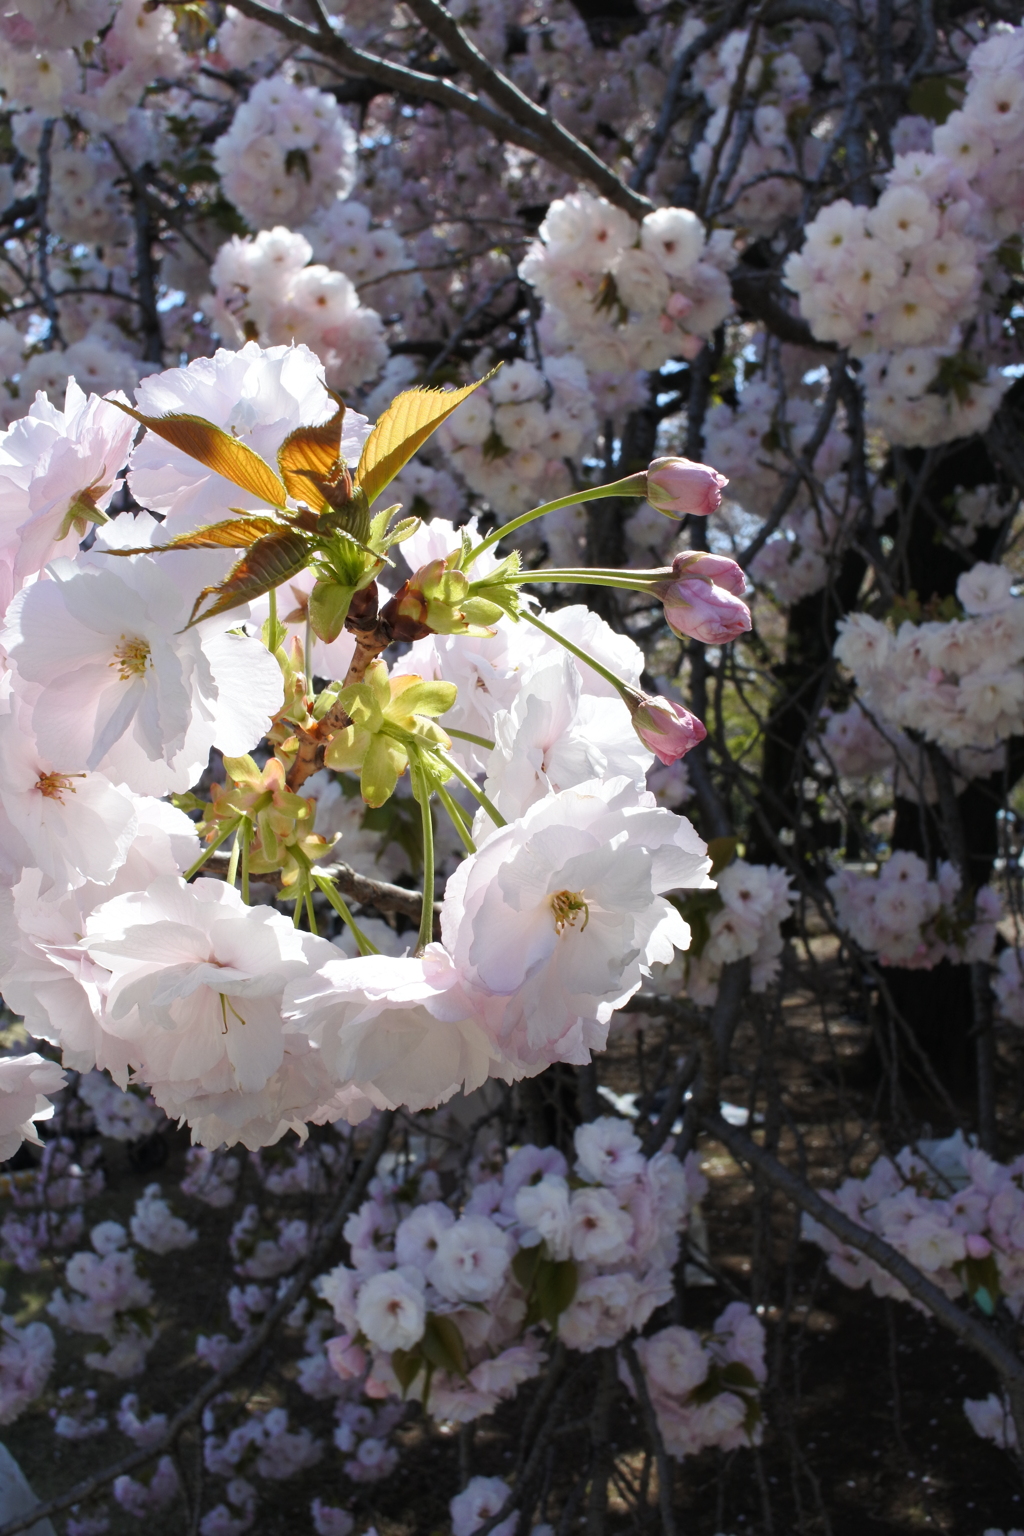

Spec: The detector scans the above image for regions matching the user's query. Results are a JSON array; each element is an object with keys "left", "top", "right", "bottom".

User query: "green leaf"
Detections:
[
  {"left": 391, "top": 1346, "right": 425, "bottom": 1395},
  {"left": 308, "top": 577, "right": 354, "bottom": 644},
  {"left": 420, "top": 1313, "right": 468, "bottom": 1379},
  {"left": 186, "top": 529, "right": 312, "bottom": 627},
  {"left": 534, "top": 1258, "right": 578, "bottom": 1327},
  {"left": 356, "top": 372, "right": 497, "bottom": 507},
  {"left": 719, "top": 1361, "right": 759, "bottom": 1391},
  {"left": 706, "top": 836, "right": 740, "bottom": 875},
  {"left": 110, "top": 402, "right": 288, "bottom": 507},
  {"left": 512, "top": 1243, "right": 544, "bottom": 1294},
  {"left": 907, "top": 74, "right": 964, "bottom": 124}
]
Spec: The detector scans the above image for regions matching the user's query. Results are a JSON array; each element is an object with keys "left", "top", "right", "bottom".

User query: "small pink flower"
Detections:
[
  {"left": 965, "top": 1233, "right": 992, "bottom": 1259},
  {"left": 326, "top": 1334, "right": 367, "bottom": 1381},
  {"left": 627, "top": 692, "right": 707, "bottom": 765},
  {"left": 646, "top": 456, "right": 728, "bottom": 517}
]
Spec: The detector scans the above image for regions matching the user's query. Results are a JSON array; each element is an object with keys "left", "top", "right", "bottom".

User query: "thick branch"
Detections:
[
  {"left": 402, "top": 0, "right": 652, "bottom": 217},
  {"left": 206, "top": 850, "right": 425, "bottom": 923}
]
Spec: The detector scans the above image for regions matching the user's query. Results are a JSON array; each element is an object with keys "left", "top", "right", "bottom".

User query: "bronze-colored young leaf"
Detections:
[
  {"left": 186, "top": 529, "right": 312, "bottom": 628},
  {"left": 111, "top": 402, "right": 288, "bottom": 507},
  {"left": 277, "top": 407, "right": 346, "bottom": 506},
  {"left": 355, "top": 371, "right": 497, "bottom": 507},
  {"left": 105, "top": 515, "right": 288, "bottom": 558}
]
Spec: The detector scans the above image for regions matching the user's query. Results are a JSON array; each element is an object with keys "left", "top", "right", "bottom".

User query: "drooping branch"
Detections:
[{"left": 702, "top": 1111, "right": 1024, "bottom": 1457}]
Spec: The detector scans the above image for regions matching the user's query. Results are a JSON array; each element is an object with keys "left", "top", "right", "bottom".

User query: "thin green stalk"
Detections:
[
  {"left": 435, "top": 778, "right": 477, "bottom": 854},
  {"left": 411, "top": 752, "right": 435, "bottom": 954},
  {"left": 239, "top": 817, "right": 251, "bottom": 905},
  {"left": 226, "top": 825, "right": 242, "bottom": 888},
  {"left": 304, "top": 613, "right": 314, "bottom": 692},
  {"left": 311, "top": 873, "right": 381, "bottom": 955},
  {"left": 506, "top": 569, "right": 655, "bottom": 593},
  {"left": 429, "top": 745, "right": 506, "bottom": 827},
  {"left": 521, "top": 609, "right": 632, "bottom": 701},
  {"left": 445, "top": 727, "right": 495, "bottom": 750},
  {"left": 305, "top": 888, "right": 319, "bottom": 935},
  {"left": 183, "top": 822, "right": 235, "bottom": 883},
  {"left": 464, "top": 472, "right": 647, "bottom": 567}
]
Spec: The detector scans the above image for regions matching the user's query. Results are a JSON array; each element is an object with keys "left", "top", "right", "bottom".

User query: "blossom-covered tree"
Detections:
[{"left": 0, "top": 1, "right": 1023, "bottom": 1531}]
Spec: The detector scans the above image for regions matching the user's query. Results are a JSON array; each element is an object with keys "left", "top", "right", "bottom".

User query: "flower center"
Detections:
[
  {"left": 550, "top": 889, "right": 590, "bottom": 935},
  {"left": 112, "top": 636, "right": 151, "bottom": 681},
  {"left": 36, "top": 771, "right": 84, "bottom": 802}
]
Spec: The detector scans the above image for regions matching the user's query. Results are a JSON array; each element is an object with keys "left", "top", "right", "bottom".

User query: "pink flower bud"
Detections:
[
  {"left": 653, "top": 572, "right": 752, "bottom": 644},
  {"left": 646, "top": 456, "right": 728, "bottom": 518},
  {"left": 671, "top": 550, "right": 747, "bottom": 596},
  {"left": 627, "top": 692, "right": 707, "bottom": 765},
  {"left": 965, "top": 1233, "right": 992, "bottom": 1259},
  {"left": 326, "top": 1334, "right": 367, "bottom": 1381}
]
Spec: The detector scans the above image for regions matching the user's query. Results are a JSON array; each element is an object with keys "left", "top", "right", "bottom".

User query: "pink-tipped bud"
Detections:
[
  {"left": 965, "top": 1233, "right": 992, "bottom": 1260},
  {"left": 627, "top": 691, "right": 707, "bottom": 765},
  {"left": 671, "top": 550, "right": 748, "bottom": 596},
  {"left": 653, "top": 569, "right": 752, "bottom": 645},
  {"left": 326, "top": 1334, "right": 367, "bottom": 1381},
  {"left": 646, "top": 456, "right": 728, "bottom": 518}
]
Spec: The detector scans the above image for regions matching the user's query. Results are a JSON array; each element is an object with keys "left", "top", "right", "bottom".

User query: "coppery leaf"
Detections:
[
  {"left": 186, "top": 529, "right": 313, "bottom": 628},
  {"left": 111, "top": 402, "right": 288, "bottom": 507},
  {"left": 277, "top": 407, "right": 346, "bottom": 506},
  {"left": 105, "top": 516, "right": 287, "bottom": 557}
]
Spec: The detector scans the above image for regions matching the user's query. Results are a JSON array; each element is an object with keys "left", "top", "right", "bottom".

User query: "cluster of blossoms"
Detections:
[
  {"left": 211, "top": 77, "right": 358, "bottom": 232},
  {"left": 520, "top": 192, "right": 735, "bottom": 373},
  {"left": 0, "top": 1134, "right": 103, "bottom": 1272},
  {"left": 316, "top": 1115, "right": 765, "bottom": 1456},
  {"left": 437, "top": 356, "right": 596, "bottom": 525},
  {"left": 667, "top": 858, "right": 797, "bottom": 1006},
  {"left": 785, "top": 27, "right": 1024, "bottom": 446},
  {"left": 0, "top": 336, "right": 747, "bottom": 1157},
  {"left": 689, "top": 27, "right": 813, "bottom": 233},
  {"left": 834, "top": 565, "right": 1024, "bottom": 757},
  {"left": 827, "top": 851, "right": 1001, "bottom": 970},
  {"left": 208, "top": 227, "right": 389, "bottom": 393},
  {"left": 46, "top": 1179, "right": 195, "bottom": 1379}
]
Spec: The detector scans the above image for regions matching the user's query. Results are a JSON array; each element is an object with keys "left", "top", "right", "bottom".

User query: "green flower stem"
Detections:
[
  {"left": 464, "top": 472, "right": 648, "bottom": 567},
  {"left": 311, "top": 873, "right": 381, "bottom": 956},
  {"left": 445, "top": 727, "right": 496, "bottom": 750},
  {"left": 183, "top": 822, "right": 235, "bottom": 883},
  {"left": 226, "top": 825, "right": 242, "bottom": 889},
  {"left": 411, "top": 750, "right": 436, "bottom": 955},
  {"left": 429, "top": 745, "right": 506, "bottom": 827},
  {"left": 520, "top": 609, "right": 633, "bottom": 703},
  {"left": 435, "top": 778, "right": 477, "bottom": 855},
  {"left": 506, "top": 569, "right": 657, "bottom": 593},
  {"left": 240, "top": 816, "right": 252, "bottom": 906},
  {"left": 305, "top": 887, "right": 319, "bottom": 936}
]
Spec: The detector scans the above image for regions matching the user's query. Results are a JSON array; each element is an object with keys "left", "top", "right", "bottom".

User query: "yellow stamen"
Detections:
[
  {"left": 112, "top": 636, "right": 151, "bottom": 681},
  {"left": 36, "top": 771, "right": 84, "bottom": 802},
  {"left": 550, "top": 889, "right": 590, "bottom": 935}
]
